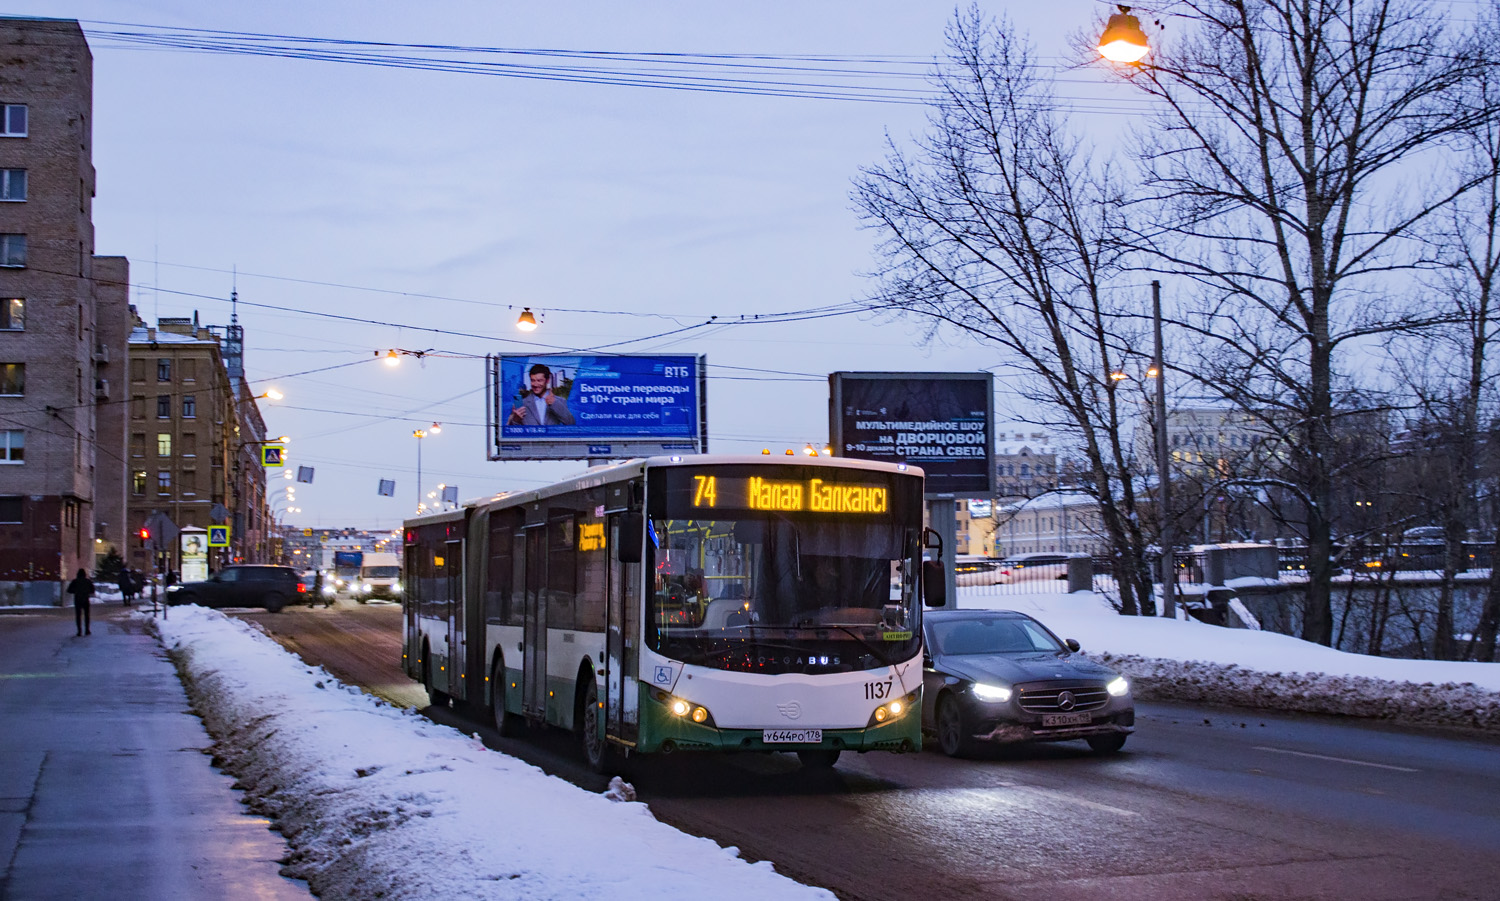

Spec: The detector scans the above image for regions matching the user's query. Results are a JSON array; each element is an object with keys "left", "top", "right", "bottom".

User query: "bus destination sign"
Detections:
[{"left": 691, "top": 475, "right": 889, "bottom": 514}]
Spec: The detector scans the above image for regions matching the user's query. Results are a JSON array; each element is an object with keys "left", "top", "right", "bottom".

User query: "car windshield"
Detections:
[
  {"left": 362, "top": 566, "right": 400, "bottom": 578},
  {"left": 929, "top": 617, "right": 1063, "bottom": 655}
]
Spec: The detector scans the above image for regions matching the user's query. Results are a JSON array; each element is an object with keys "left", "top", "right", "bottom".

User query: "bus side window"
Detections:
[{"left": 548, "top": 512, "right": 578, "bottom": 630}]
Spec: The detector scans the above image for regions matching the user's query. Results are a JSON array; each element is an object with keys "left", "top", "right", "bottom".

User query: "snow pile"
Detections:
[
  {"left": 146, "top": 607, "right": 833, "bottom": 901},
  {"left": 963, "top": 588, "right": 1500, "bottom": 734},
  {"left": 1092, "top": 655, "right": 1500, "bottom": 732}
]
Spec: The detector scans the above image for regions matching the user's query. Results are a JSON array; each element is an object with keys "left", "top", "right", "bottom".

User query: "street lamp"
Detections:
[
  {"left": 1098, "top": 5, "right": 1151, "bottom": 63},
  {"left": 413, "top": 423, "right": 441, "bottom": 514}
]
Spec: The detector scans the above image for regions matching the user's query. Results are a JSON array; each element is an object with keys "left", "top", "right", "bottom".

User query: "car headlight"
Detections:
[
  {"left": 393, "top": 582, "right": 403, "bottom": 594},
  {"left": 1106, "top": 676, "right": 1130, "bottom": 697},
  {"left": 165, "top": 584, "right": 181, "bottom": 593},
  {"left": 971, "top": 682, "right": 1013, "bottom": 702}
]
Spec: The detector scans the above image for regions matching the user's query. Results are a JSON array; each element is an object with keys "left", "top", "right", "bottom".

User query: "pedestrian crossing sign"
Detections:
[
  {"left": 208, "top": 525, "right": 230, "bottom": 547},
  {"left": 262, "top": 445, "right": 284, "bottom": 467}
]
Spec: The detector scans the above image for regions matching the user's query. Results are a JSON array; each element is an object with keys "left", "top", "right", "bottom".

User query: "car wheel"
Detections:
[
  {"left": 1087, "top": 734, "right": 1127, "bottom": 754},
  {"left": 936, "top": 694, "right": 976, "bottom": 758},
  {"left": 579, "top": 680, "right": 617, "bottom": 774},
  {"left": 263, "top": 592, "right": 287, "bottom": 613},
  {"left": 796, "top": 750, "right": 841, "bottom": 769}
]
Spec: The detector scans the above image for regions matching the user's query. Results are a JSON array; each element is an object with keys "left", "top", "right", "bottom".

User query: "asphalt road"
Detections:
[{"left": 235, "top": 602, "right": 1500, "bottom": 901}]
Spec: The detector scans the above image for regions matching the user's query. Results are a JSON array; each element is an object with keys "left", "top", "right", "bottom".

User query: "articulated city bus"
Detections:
[{"left": 401, "top": 454, "right": 940, "bottom": 771}]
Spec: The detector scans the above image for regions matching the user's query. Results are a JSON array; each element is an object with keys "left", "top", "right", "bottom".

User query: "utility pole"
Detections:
[{"left": 1154, "top": 280, "right": 1176, "bottom": 618}]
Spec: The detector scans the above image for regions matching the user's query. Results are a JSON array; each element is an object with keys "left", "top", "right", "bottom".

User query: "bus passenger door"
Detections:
[
  {"left": 522, "top": 526, "right": 548, "bottom": 719},
  {"left": 606, "top": 514, "right": 641, "bottom": 743},
  {"left": 445, "top": 539, "right": 464, "bottom": 699}
]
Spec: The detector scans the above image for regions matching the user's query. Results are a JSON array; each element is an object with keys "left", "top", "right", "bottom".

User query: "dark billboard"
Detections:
[
  {"left": 486, "top": 354, "right": 707, "bottom": 460},
  {"left": 828, "top": 372, "right": 994, "bottom": 497}
]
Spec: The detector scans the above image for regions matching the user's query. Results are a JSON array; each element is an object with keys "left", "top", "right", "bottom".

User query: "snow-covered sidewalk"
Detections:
[{"left": 147, "top": 607, "right": 832, "bottom": 901}]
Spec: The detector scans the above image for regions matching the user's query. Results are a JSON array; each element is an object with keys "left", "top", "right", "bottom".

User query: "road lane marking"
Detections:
[
  {"left": 1252, "top": 746, "right": 1419, "bottom": 772},
  {"left": 997, "top": 782, "right": 1140, "bottom": 817}
]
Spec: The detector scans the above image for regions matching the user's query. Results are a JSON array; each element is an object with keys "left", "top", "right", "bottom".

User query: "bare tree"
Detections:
[
  {"left": 853, "top": 8, "right": 1160, "bottom": 615},
  {"left": 1106, "top": 0, "right": 1495, "bottom": 644}
]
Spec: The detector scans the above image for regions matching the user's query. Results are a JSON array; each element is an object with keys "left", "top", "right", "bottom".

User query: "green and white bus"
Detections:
[{"left": 402, "top": 454, "right": 940, "bottom": 770}]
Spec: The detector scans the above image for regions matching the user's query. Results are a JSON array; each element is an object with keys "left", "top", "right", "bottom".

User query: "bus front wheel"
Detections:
[{"left": 579, "top": 680, "right": 617, "bottom": 774}]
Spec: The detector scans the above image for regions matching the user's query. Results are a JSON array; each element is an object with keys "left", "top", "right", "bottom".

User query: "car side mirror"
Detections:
[
  {"left": 922, "top": 559, "right": 946, "bottom": 607},
  {"left": 1065, "top": 638, "right": 1081, "bottom": 652}
]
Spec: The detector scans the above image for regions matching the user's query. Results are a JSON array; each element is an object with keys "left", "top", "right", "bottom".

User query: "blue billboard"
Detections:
[{"left": 487, "top": 354, "right": 707, "bottom": 460}]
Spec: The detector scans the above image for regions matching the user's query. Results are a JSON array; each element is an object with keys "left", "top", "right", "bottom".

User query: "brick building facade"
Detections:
[{"left": 0, "top": 18, "right": 132, "bottom": 594}]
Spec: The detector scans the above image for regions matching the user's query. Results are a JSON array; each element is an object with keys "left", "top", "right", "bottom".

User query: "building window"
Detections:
[
  {"left": 0, "top": 234, "right": 24, "bottom": 268},
  {"left": 181, "top": 432, "right": 197, "bottom": 457},
  {"left": 0, "top": 169, "right": 24, "bottom": 201},
  {"left": 130, "top": 433, "right": 145, "bottom": 457},
  {"left": 0, "top": 105, "right": 26, "bottom": 137},
  {"left": 156, "top": 394, "right": 170, "bottom": 418},
  {"left": 132, "top": 470, "right": 146, "bottom": 495},
  {"left": 0, "top": 298, "right": 21, "bottom": 330},
  {"left": 0, "top": 363, "right": 22, "bottom": 395},
  {"left": 157, "top": 433, "right": 172, "bottom": 457},
  {"left": 156, "top": 358, "right": 171, "bottom": 382},
  {"left": 182, "top": 395, "right": 196, "bottom": 418},
  {"left": 131, "top": 395, "right": 144, "bottom": 419},
  {"left": 0, "top": 429, "right": 21, "bottom": 462},
  {"left": 0, "top": 496, "right": 20, "bottom": 523},
  {"left": 182, "top": 468, "right": 197, "bottom": 496},
  {"left": 157, "top": 471, "right": 171, "bottom": 494},
  {"left": 130, "top": 358, "right": 145, "bottom": 382},
  {"left": 182, "top": 358, "right": 197, "bottom": 381}
]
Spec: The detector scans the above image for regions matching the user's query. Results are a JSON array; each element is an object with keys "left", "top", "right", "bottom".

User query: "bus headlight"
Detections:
[
  {"left": 1106, "top": 676, "right": 1130, "bottom": 697},
  {"left": 654, "top": 689, "right": 714, "bottom": 727},
  {"left": 869, "top": 690, "right": 918, "bottom": 727}
]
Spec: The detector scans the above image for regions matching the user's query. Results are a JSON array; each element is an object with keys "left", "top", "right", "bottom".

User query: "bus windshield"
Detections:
[{"left": 647, "top": 515, "right": 921, "bottom": 673}]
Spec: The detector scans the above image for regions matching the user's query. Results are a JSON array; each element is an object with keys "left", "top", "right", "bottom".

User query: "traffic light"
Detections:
[{"left": 139, "top": 527, "right": 150, "bottom": 541}]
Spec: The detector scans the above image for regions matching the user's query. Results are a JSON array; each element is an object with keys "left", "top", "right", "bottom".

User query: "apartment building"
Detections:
[
  {"left": 0, "top": 18, "right": 132, "bottom": 594},
  {"left": 125, "top": 313, "right": 271, "bottom": 574}
]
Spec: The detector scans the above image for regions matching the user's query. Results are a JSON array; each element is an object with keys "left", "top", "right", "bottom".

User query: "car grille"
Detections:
[{"left": 1016, "top": 683, "right": 1110, "bottom": 714}]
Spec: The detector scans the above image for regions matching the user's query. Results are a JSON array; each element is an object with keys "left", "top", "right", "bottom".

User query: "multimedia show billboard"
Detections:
[
  {"left": 829, "top": 371, "right": 994, "bottom": 497},
  {"left": 487, "top": 354, "right": 706, "bottom": 460}
]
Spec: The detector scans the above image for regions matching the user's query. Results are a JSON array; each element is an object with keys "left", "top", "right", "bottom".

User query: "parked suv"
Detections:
[{"left": 165, "top": 565, "right": 308, "bottom": 612}]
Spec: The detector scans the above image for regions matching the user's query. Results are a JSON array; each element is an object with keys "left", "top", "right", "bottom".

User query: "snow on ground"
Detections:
[{"left": 144, "top": 607, "right": 833, "bottom": 901}]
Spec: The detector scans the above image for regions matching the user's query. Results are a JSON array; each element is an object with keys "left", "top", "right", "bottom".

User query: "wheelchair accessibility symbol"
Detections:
[{"left": 653, "top": 666, "right": 673, "bottom": 685}]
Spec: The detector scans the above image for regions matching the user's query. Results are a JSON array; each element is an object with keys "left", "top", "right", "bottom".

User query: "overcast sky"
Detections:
[{"left": 13, "top": 1, "right": 1136, "bottom": 528}]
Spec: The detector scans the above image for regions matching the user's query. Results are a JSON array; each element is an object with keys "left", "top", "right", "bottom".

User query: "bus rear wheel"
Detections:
[
  {"left": 491, "top": 660, "right": 520, "bottom": 737},
  {"left": 422, "top": 648, "right": 448, "bottom": 708},
  {"left": 796, "top": 750, "right": 841, "bottom": 769}
]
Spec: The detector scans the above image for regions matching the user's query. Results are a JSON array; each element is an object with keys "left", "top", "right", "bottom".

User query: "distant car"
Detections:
[
  {"left": 954, "top": 555, "right": 1006, "bottom": 586},
  {"left": 921, "top": 609, "right": 1134, "bottom": 757},
  {"left": 996, "top": 553, "right": 1070, "bottom": 584},
  {"left": 165, "top": 565, "right": 309, "bottom": 612}
]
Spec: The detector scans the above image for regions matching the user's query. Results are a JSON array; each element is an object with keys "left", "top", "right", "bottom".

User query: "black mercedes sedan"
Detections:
[{"left": 921, "top": 609, "right": 1134, "bottom": 757}]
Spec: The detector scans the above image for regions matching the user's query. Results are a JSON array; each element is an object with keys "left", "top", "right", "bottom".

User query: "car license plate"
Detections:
[
  {"left": 1042, "top": 713, "right": 1092, "bottom": 727},
  {"left": 763, "top": 729, "right": 822, "bottom": 744}
]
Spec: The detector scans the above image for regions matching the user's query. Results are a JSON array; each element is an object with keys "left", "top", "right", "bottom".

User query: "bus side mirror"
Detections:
[
  {"left": 923, "top": 559, "right": 946, "bottom": 607},
  {"left": 617, "top": 512, "right": 643, "bottom": 563}
]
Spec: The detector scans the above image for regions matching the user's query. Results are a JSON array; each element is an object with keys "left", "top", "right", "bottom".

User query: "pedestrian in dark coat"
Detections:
[
  {"left": 66, "top": 569, "right": 94, "bottom": 636},
  {"left": 117, "top": 569, "right": 134, "bottom": 606}
]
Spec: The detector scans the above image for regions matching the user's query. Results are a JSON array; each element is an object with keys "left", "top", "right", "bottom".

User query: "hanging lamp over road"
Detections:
[{"left": 1098, "top": 5, "right": 1150, "bottom": 63}]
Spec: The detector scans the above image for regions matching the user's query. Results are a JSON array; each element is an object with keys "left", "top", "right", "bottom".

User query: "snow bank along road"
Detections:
[{"left": 148, "top": 608, "right": 832, "bottom": 901}]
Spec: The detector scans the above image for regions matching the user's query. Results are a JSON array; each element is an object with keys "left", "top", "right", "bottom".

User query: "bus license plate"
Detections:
[
  {"left": 763, "top": 729, "right": 822, "bottom": 744},
  {"left": 1042, "top": 713, "right": 1091, "bottom": 727}
]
